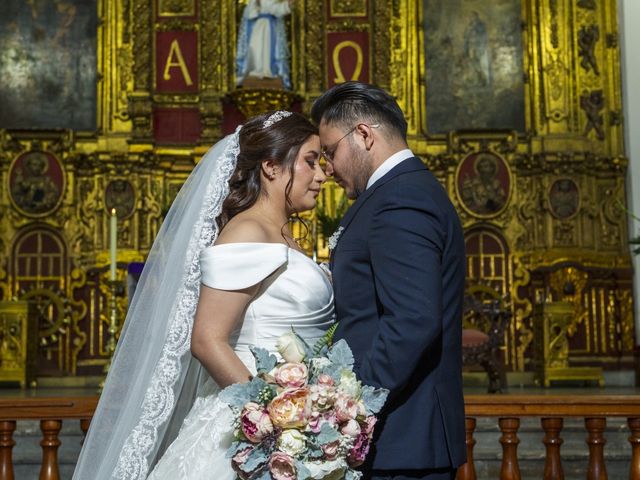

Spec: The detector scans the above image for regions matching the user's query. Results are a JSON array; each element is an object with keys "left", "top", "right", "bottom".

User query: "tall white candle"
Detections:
[{"left": 110, "top": 208, "right": 117, "bottom": 281}]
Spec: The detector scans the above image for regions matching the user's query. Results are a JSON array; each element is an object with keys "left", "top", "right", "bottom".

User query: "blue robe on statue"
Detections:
[{"left": 236, "top": 0, "right": 291, "bottom": 89}]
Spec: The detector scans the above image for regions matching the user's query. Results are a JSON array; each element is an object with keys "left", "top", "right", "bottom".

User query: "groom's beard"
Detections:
[{"left": 345, "top": 144, "right": 373, "bottom": 199}]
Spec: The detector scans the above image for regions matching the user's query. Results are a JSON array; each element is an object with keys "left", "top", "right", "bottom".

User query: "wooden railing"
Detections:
[
  {"left": 459, "top": 394, "right": 640, "bottom": 480},
  {"left": 0, "top": 396, "right": 98, "bottom": 480},
  {"left": 0, "top": 394, "right": 639, "bottom": 480}
]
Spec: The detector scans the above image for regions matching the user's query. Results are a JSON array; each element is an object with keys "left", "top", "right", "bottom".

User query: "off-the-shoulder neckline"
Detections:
[
  {"left": 204, "top": 242, "right": 307, "bottom": 257},
  {"left": 209, "top": 241, "right": 289, "bottom": 248},
  {"left": 202, "top": 242, "right": 330, "bottom": 284}
]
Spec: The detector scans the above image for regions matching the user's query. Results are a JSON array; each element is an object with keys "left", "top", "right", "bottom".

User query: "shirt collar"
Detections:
[{"left": 366, "top": 149, "right": 414, "bottom": 189}]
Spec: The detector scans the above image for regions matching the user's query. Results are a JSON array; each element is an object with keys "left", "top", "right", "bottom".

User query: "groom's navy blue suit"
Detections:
[{"left": 331, "top": 157, "right": 466, "bottom": 474}]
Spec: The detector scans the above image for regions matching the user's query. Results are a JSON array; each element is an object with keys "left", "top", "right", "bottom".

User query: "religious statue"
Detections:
[
  {"left": 578, "top": 24, "right": 600, "bottom": 76},
  {"left": 461, "top": 153, "right": 507, "bottom": 215},
  {"left": 10, "top": 152, "right": 61, "bottom": 215},
  {"left": 236, "top": 0, "right": 292, "bottom": 89},
  {"left": 580, "top": 89, "right": 605, "bottom": 140},
  {"left": 463, "top": 11, "right": 491, "bottom": 87}
]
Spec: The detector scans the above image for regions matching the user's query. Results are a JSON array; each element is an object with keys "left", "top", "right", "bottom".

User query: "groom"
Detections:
[{"left": 311, "top": 82, "right": 466, "bottom": 480}]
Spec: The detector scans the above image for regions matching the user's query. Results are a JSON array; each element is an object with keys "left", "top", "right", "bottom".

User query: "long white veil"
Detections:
[{"left": 73, "top": 131, "right": 240, "bottom": 479}]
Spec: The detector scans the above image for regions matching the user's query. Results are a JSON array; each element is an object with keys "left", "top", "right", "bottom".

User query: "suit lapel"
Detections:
[{"left": 330, "top": 157, "right": 426, "bottom": 265}]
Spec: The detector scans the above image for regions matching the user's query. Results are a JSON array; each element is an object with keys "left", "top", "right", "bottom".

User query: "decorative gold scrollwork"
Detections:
[{"left": 19, "top": 288, "right": 71, "bottom": 347}]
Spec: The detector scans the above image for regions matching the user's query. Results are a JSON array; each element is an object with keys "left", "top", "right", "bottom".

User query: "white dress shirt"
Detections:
[{"left": 366, "top": 149, "right": 415, "bottom": 190}]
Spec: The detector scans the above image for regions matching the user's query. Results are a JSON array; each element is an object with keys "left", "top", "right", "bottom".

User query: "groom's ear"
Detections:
[{"left": 356, "top": 123, "right": 376, "bottom": 151}]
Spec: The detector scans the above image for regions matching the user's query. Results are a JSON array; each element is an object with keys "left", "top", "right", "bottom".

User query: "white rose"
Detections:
[
  {"left": 277, "top": 428, "right": 307, "bottom": 456},
  {"left": 276, "top": 331, "right": 307, "bottom": 363},
  {"left": 337, "top": 370, "right": 361, "bottom": 398}
]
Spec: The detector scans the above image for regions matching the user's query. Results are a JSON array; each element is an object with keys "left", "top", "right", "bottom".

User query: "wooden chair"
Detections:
[{"left": 461, "top": 285, "right": 510, "bottom": 393}]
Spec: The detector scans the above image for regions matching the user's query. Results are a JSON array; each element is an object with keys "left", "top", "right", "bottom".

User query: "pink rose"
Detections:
[
  {"left": 269, "top": 451, "right": 297, "bottom": 480},
  {"left": 317, "top": 374, "right": 335, "bottom": 386},
  {"left": 334, "top": 393, "right": 359, "bottom": 422},
  {"left": 274, "top": 362, "right": 308, "bottom": 389},
  {"left": 268, "top": 387, "right": 311, "bottom": 429},
  {"left": 347, "top": 431, "right": 371, "bottom": 468},
  {"left": 341, "top": 418, "right": 361, "bottom": 438},
  {"left": 321, "top": 440, "right": 341, "bottom": 461},
  {"left": 240, "top": 402, "right": 274, "bottom": 443}
]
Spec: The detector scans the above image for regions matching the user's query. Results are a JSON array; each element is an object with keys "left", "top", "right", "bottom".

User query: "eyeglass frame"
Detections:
[{"left": 321, "top": 123, "right": 380, "bottom": 163}]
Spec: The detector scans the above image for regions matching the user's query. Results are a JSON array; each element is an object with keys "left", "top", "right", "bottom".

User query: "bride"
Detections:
[{"left": 73, "top": 111, "right": 332, "bottom": 479}]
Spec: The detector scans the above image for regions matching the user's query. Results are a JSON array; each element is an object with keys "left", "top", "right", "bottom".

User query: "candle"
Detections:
[{"left": 110, "top": 208, "right": 117, "bottom": 281}]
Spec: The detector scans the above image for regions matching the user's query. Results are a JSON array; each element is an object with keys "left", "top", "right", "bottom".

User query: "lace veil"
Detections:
[{"left": 73, "top": 130, "right": 240, "bottom": 479}]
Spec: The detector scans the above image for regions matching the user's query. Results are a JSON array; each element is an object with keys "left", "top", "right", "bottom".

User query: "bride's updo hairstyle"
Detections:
[{"left": 217, "top": 111, "right": 318, "bottom": 230}]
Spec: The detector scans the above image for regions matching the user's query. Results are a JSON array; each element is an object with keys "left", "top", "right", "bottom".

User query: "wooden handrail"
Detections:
[
  {"left": 464, "top": 394, "right": 640, "bottom": 417},
  {"left": 0, "top": 397, "right": 99, "bottom": 421},
  {"left": 3, "top": 394, "right": 639, "bottom": 420}
]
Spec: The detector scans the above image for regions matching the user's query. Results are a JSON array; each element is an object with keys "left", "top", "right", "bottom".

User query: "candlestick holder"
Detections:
[{"left": 99, "top": 279, "right": 124, "bottom": 393}]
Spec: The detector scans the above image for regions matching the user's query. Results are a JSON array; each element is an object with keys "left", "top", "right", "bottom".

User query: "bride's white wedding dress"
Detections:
[{"left": 147, "top": 242, "right": 335, "bottom": 479}]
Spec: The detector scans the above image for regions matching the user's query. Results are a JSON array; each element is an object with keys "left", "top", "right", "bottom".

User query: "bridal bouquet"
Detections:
[{"left": 220, "top": 330, "right": 389, "bottom": 480}]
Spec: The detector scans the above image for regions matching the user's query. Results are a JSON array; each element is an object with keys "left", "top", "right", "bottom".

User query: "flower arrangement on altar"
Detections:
[{"left": 220, "top": 330, "right": 389, "bottom": 480}]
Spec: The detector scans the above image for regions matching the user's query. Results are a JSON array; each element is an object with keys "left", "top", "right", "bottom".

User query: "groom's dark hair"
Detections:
[{"left": 311, "top": 82, "right": 408, "bottom": 141}]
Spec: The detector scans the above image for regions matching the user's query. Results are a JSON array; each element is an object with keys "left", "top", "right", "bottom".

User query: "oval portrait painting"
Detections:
[
  {"left": 105, "top": 179, "right": 136, "bottom": 219},
  {"left": 549, "top": 178, "right": 580, "bottom": 220},
  {"left": 9, "top": 151, "right": 65, "bottom": 217},
  {"left": 456, "top": 151, "right": 511, "bottom": 217}
]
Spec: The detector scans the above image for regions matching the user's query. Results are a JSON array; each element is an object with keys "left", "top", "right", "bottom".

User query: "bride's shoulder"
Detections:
[
  {"left": 215, "top": 217, "right": 271, "bottom": 246},
  {"left": 202, "top": 216, "right": 288, "bottom": 257},
  {"left": 200, "top": 219, "right": 289, "bottom": 290}
]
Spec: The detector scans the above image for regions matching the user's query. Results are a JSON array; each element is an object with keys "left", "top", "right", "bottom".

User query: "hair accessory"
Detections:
[{"left": 263, "top": 111, "right": 293, "bottom": 129}]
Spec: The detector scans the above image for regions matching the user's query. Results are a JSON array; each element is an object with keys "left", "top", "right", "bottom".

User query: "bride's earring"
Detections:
[{"left": 261, "top": 161, "right": 277, "bottom": 180}]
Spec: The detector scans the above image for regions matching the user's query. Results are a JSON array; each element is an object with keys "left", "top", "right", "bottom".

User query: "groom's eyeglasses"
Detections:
[{"left": 321, "top": 124, "right": 380, "bottom": 163}]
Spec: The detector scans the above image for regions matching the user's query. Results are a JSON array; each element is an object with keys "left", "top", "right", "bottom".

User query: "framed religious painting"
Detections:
[
  {"left": 105, "top": 180, "right": 136, "bottom": 219},
  {"left": 8, "top": 151, "right": 66, "bottom": 217},
  {"left": 549, "top": 178, "right": 580, "bottom": 220},
  {"left": 422, "top": 0, "right": 526, "bottom": 133},
  {"left": 0, "top": 0, "right": 97, "bottom": 130},
  {"left": 455, "top": 151, "right": 512, "bottom": 218}
]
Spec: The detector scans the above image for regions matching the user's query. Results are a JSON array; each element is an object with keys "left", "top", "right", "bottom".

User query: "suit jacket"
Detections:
[{"left": 331, "top": 157, "right": 467, "bottom": 470}]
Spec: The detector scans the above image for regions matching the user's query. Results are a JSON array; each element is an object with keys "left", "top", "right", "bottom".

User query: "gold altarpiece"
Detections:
[{"left": 0, "top": 0, "right": 633, "bottom": 383}]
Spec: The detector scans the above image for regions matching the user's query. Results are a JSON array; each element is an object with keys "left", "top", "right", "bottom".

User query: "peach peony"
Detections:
[{"left": 268, "top": 387, "right": 311, "bottom": 429}]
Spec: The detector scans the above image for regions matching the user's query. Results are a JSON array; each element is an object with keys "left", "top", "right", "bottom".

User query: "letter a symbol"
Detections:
[{"left": 163, "top": 39, "right": 194, "bottom": 86}]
